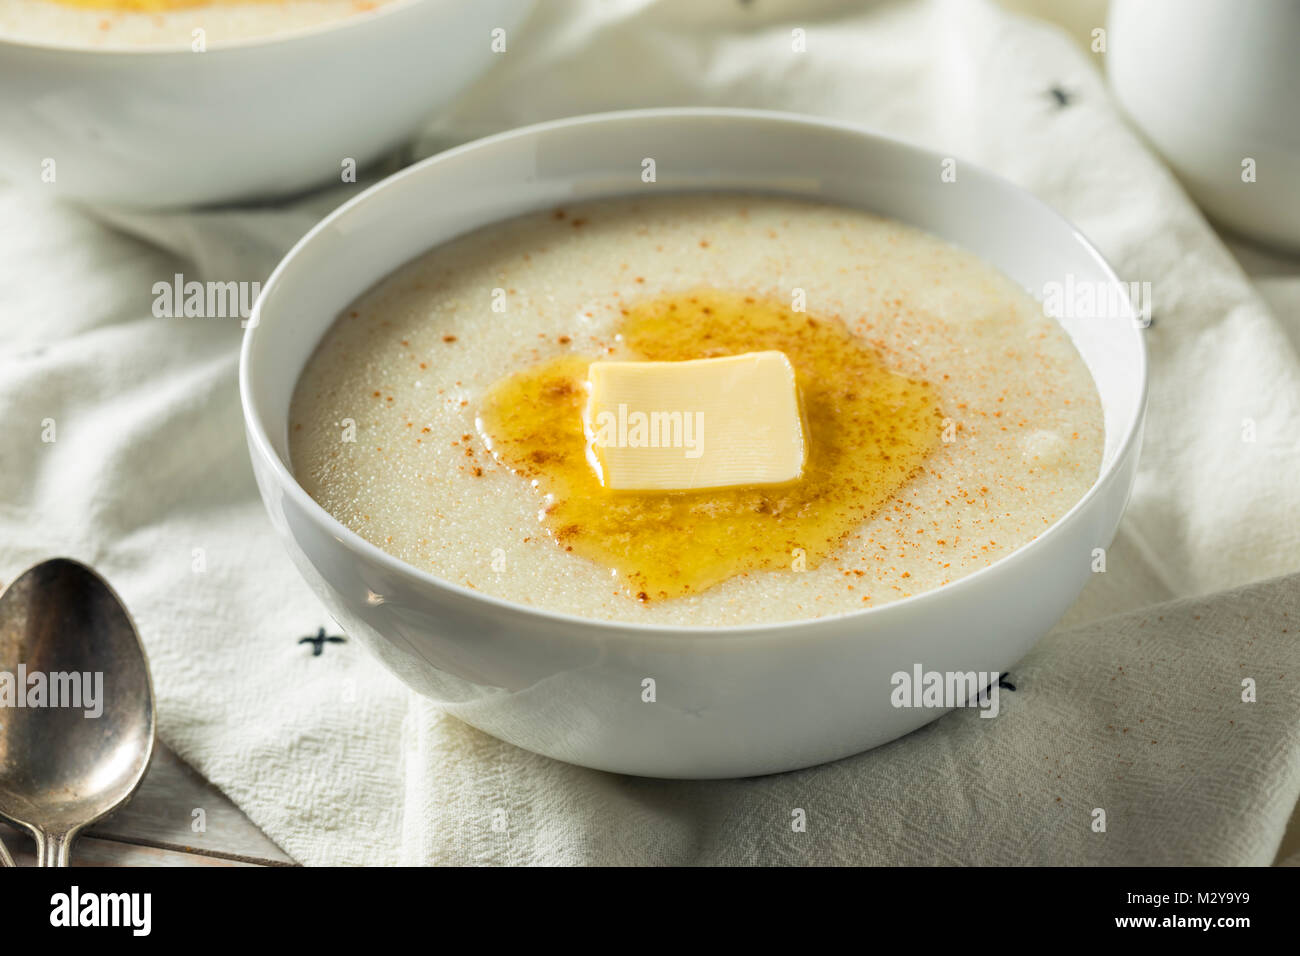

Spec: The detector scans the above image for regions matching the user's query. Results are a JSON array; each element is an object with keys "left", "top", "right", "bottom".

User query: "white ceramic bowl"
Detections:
[
  {"left": 0, "top": 0, "right": 533, "bottom": 208},
  {"left": 241, "top": 109, "right": 1147, "bottom": 779}
]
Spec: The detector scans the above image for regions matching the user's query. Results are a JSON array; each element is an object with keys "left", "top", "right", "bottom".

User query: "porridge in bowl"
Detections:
[
  {"left": 289, "top": 194, "right": 1104, "bottom": 626},
  {"left": 0, "top": 0, "right": 398, "bottom": 48}
]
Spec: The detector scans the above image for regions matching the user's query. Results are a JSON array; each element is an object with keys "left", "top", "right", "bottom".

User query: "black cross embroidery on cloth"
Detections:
[
  {"left": 1047, "top": 85, "right": 1075, "bottom": 109},
  {"left": 299, "top": 627, "right": 346, "bottom": 656}
]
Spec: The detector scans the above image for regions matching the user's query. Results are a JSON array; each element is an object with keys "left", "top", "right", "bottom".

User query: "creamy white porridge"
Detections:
[
  {"left": 290, "top": 194, "right": 1104, "bottom": 626},
  {"left": 0, "top": 0, "right": 398, "bottom": 49}
]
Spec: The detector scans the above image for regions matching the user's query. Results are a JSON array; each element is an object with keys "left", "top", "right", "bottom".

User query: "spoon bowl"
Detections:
[{"left": 0, "top": 559, "right": 155, "bottom": 865}]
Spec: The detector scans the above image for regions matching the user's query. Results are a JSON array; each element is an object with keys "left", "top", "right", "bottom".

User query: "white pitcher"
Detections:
[{"left": 1108, "top": 0, "right": 1300, "bottom": 252}]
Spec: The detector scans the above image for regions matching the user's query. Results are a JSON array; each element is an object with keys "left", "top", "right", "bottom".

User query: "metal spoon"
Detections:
[{"left": 0, "top": 558, "right": 156, "bottom": 866}]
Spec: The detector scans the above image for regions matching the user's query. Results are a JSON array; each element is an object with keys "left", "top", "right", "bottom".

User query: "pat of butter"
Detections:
[{"left": 584, "top": 350, "right": 806, "bottom": 491}]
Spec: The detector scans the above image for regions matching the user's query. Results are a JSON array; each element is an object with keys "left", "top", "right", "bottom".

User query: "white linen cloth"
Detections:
[{"left": 2, "top": 0, "right": 1298, "bottom": 865}]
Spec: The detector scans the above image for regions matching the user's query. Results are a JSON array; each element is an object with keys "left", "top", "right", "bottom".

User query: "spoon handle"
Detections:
[{"left": 35, "top": 830, "right": 74, "bottom": 867}]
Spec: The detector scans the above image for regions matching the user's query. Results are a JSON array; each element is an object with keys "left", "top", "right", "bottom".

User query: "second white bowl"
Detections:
[{"left": 0, "top": 0, "right": 533, "bottom": 208}]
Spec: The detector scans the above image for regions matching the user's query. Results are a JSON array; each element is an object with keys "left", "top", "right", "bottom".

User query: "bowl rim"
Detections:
[
  {"left": 0, "top": 0, "right": 431, "bottom": 57},
  {"left": 239, "top": 106, "right": 1149, "bottom": 639}
]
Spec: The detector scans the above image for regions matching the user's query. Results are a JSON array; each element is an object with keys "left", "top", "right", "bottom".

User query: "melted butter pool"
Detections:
[{"left": 477, "top": 289, "right": 942, "bottom": 602}]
